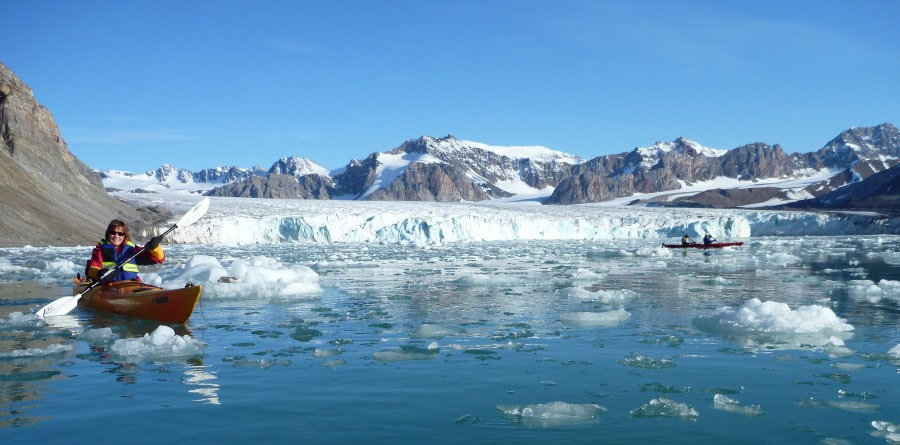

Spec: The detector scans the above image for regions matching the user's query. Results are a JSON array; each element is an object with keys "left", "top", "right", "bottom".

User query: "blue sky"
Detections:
[{"left": 4, "top": 0, "right": 899, "bottom": 172}]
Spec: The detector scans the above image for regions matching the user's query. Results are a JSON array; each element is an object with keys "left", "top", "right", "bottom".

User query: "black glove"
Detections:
[
  {"left": 97, "top": 268, "right": 115, "bottom": 283},
  {"left": 144, "top": 235, "right": 163, "bottom": 250}
]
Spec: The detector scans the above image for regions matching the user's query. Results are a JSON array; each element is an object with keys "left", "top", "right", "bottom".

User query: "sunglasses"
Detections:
[{"left": 108, "top": 231, "right": 126, "bottom": 237}]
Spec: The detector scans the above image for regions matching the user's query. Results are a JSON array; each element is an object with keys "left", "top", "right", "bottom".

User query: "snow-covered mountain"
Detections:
[
  {"left": 99, "top": 124, "right": 899, "bottom": 214},
  {"left": 329, "top": 135, "right": 581, "bottom": 201},
  {"left": 268, "top": 157, "right": 330, "bottom": 177}
]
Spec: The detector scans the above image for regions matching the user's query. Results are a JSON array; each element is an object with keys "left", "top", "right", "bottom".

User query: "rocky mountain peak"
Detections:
[
  {"left": 818, "top": 123, "right": 900, "bottom": 167},
  {"left": 268, "top": 156, "right": 329, "bottom": 177},
  {"left": 0, "top": 61, "right": 141, "bottom": 246}
]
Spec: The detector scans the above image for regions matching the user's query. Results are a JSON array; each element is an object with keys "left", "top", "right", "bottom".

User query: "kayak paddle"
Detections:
[{"left": 35, "top": 197, "right": 210, "bottom": 318}]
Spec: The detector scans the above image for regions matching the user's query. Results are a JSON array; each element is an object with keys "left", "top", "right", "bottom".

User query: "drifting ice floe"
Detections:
[
  {"left": 0, "top": 342, "right": 72, "bottom": 359},
  {"left": 497, "top": 402, "right": 607, "bottom": 426},
  {"left": 373, "top": 345, "right": 440, "bottom": 362},
  {"left": 560, "top": 309, "right": 631, "bottom": 327},
  {"left": 142, "top": 255, "right": 322, "bottom": 300},
  {"left": 0, "top": 312, "right": 45, "bottom": 330},
  {"left": 557, "top": 288, "right": 637, "bottom": 304},
  {"left": 694, "top": 298, "right": 853, "bottom": 334},
  {"left": 713, "top": 394, "right": 763, "bottom": 417},
  {"left": 630, "top": 398, "right": 699, "bottom": 420},
  {"left": 693, "top": 298, "right": 854, "bottom": 351},
  {"left": 111, "top": 325, "right": 205, "bottom": 362}
]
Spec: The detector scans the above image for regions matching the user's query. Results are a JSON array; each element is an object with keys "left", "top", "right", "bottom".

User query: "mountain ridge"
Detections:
[{"left": 106, "top": 124, "right": 898, "bottom": 213}]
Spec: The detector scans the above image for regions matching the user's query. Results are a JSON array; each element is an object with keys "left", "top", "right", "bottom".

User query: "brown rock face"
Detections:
[
  {"left": 0, "top": 61, "right": 138, "bottom": 247},
  {"left": 205, "top": 173, "right": 333, "bottom": 199}
]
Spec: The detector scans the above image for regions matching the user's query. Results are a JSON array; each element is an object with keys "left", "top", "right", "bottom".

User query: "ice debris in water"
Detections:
[
  {"left": 619, "top": 354, "right": 676, "bottom": 369},
  {"left": 759, "top": 252, "right": 802, "bottom": 266},
  {"left": 713, "top": 394, "right": 763, "bottom": 417},
  {"left": 694, "top": 298, "right": 853, "bottom": 334},
  {"left": 569, "top": 268, "right": 605, "bottom": 281},
  {"left": 556, "top": 287, "right": 637, "bottom": 304},
  {"left": 0, "top": 342, "right": 72, "bottom": 359},
  {"left": 1, "top": 312, "right": 45, "bottom": 330},
  {"left": 82, "top": 327, "right": 116, "bottom": 343},
  {"left": 560, "top": 309, "right": 631, "bottom": 327},
  {"left": 497, "top": 402, "right": 606, "bottom": 425},
  {"left": 889, "top": 344, "right": 900, "bottom": 357},
  {"left": 630, "top": 398, "right": 699, "bottom": 421},
  {"left": 847, "top": 279, "right": 900, "bottom": 303},
  {"left": 871, "top": 421, "right": 900, "bottom": 442},
  {"left": 828, "top": 400, "right": 879, "bottom": 412},
  {"left": 111, "top": 325, "right": 205, "bottom": 361},
  {"left": 41, "top": 258, "right": 78, "bottom": 279},
  {"left": 374, "top": 345, "right": 440, "bottom": 362},
  {"left": 412, "top": 323, "right": 459, "bottom": 339},
  {"left": 143, "top": 254, "right": 322, "bottom": 300}
]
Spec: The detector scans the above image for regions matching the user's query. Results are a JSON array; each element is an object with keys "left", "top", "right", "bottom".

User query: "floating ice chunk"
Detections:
[
  {"left": 760, "top": 253, "right": 801, "bottom": 266},
  {"left": 557, "top": 287, "right": 637, "bottom": 304},
  {"left": 619, "top": 354, "right": 676, "bottom": 369},
  {"left": 42, "top": 258, "right": 79, "bottom": 278},
  {"left": 0, "top": 342, "right": 72, "bottom": 359},
  {"left": 884, "top": 251, "right": 900, "bottom": 265},
  {"left": 569, "top": 268, "right": 605, "bottom": 281},
  {"left": 374, "top": 345, "right": 439, "bottom": 362},
  {"left": 412, "top": 323, "right": 459, "bottom": 339},
  {"left": 1, "top": 312, "right": 45, "bottom": 330},
  {"left": 828, "top": 400, "right": 879, "bottom": 412},
  {"left": 630, "top": 398, "right": 699, "bottom": 420},
  {"left": 313, "top": 348, "right": 341, "bottom": 358},
  {"left": 111, "top": 325, "right": 206, "bottom": 362},
  {"left": 561, "top": 309, "right": 631, "bottom": 327},
  {"left": 889, "top": 344, "right": 900, "bottom": 357},
  {"left": 713, "top": 394, "right": 763, "bottom": 417},
  {"left": 872, "top": 420, "right": 900, "bottom": 442},
  {"left": 497, "top": 401, "right": 606, "bottom": 426},
  {"left": 0, "top": 258, "right": 38, "bottom": 275},
  {"left": 694, "top": 298, "right": 853, "bottom": 335},
  {"left": 143, "top": 254, "right": 322, "bottom": 300},
  {"left": 634, "top": 246, "right": 671, "bottom": 257},
  {"left": 878, "top": 279, "right": 900, "bottom": 299},
  {"left": 453, "top": 274, "right": 519, "bottom": 287},
  {"left": 823, "top": 336, "right": 854, "bottom": 358},
  {"left": 82, "top": 327, "right": 116, "bottom": 343},
  {"left": 847, "top": 280, "right": 883, "bottom": 302}
]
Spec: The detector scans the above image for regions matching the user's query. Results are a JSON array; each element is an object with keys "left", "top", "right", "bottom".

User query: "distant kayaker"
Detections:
[
  {"left": 86, "top": 220, "right": 165, "bottom": 283},
  {"left": 703, "top": 233, "right": 717, "bottom": 245},
  {"left": 681, "top": 234, "right": 692, "bottom": 245}
]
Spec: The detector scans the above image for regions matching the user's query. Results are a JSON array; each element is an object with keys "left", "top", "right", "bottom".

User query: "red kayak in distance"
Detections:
[{"left": 662, "top": 242, "right": 744, "bottom": 249}]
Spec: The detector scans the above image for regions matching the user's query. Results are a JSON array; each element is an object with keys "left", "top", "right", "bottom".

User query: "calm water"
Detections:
[{"left": 2, "top": 236, "right": 900, "bottom": 444}]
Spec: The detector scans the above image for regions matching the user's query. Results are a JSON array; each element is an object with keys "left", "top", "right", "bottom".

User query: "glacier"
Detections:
[{"left": 123, "top": 194, "right": 899, "bottom": 245}]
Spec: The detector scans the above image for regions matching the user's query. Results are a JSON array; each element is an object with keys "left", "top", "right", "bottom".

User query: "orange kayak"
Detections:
[{"left": 73, "top": 280, "right": 202, "bottom": 324}]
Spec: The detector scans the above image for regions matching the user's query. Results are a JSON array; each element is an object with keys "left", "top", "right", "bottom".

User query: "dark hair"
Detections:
[{"left": 105, "top": 219, "right": 132, "bottom": 243}]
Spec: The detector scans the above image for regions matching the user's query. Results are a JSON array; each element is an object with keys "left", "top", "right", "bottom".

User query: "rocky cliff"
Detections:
[{"left": 0, "top": 61, "right": 144, "bottom": 247}]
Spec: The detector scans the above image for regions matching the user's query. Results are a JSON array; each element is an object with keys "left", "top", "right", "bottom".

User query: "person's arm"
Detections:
[
  {"left": 135, "top": 244, "right": 165, "bottom": 265},
  {"left": 85, "top": 245, "right": 105, "bottom": 280}
]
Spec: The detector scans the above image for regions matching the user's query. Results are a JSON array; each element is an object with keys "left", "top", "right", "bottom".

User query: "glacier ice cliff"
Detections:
[{"left": 140, "top": 197, "right": 899, "bottom": 245}]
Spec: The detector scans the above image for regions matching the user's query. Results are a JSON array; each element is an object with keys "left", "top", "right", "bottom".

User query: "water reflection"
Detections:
[{"left": 184, "top": 360, "right": 221, "bottom": 405}]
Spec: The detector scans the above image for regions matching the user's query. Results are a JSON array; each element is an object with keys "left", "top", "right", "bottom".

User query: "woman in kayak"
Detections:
[
  {"left": 703, "top": 233, "right": 717, "bottom": 245},
  {"left": 681, "top": 234, "right": 693, "bottom": 245},
  {"left": 86, "top": 220, "right": 164, "bottom": 283}
]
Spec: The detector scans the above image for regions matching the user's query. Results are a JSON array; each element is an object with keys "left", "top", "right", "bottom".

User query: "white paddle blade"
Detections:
[
  {"left": 35, "top": 295, "right": 82, "bottom": 318},
  {"left": 177, "top": 197, "right": 210, "bottom": 228}
]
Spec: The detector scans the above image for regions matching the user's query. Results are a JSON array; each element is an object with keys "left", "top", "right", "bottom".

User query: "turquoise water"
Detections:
[{"left": 2, "top": 237, "right": 900, "bottom": 444}]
